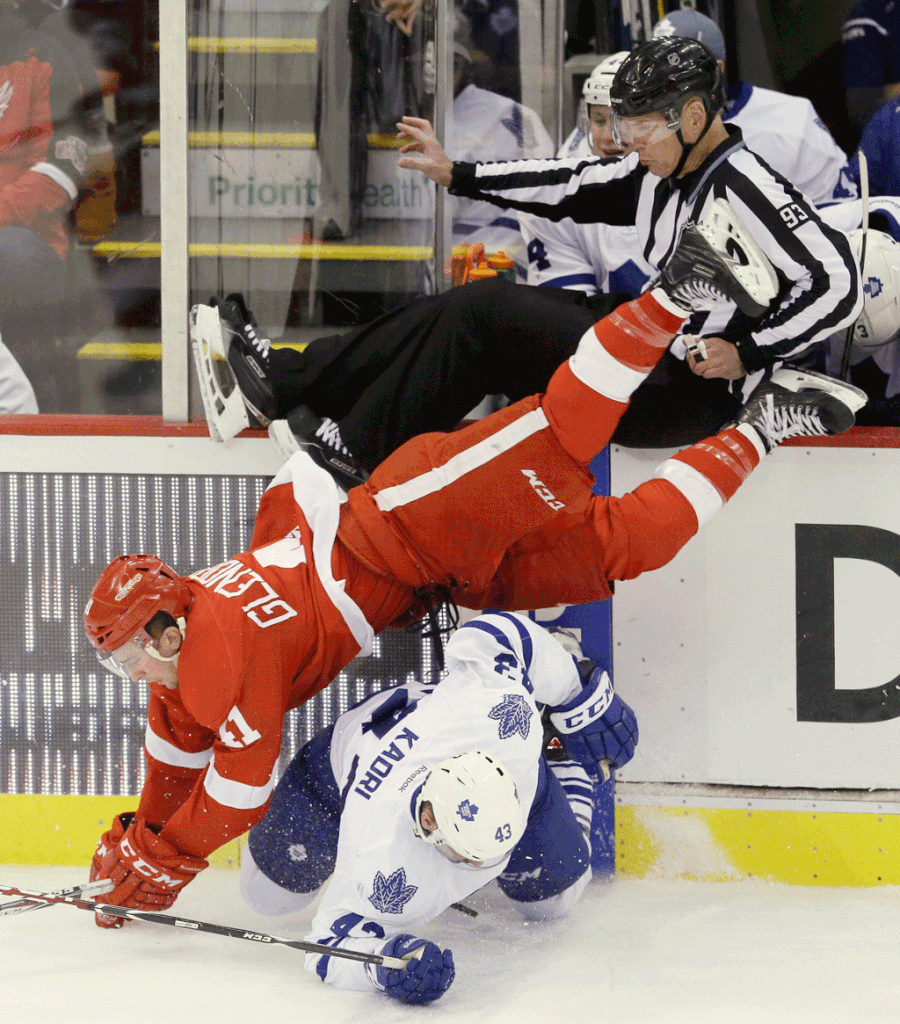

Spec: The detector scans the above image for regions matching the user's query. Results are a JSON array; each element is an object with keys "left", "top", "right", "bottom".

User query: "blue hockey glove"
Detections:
[
  {"left": 366, "top": 934, "right": 455, "bottom": 1004},
  {"left": 549, "top": 667, "right": 638, "bottom": 776}
]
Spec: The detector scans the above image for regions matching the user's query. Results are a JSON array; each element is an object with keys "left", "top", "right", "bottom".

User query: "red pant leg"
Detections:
[
  {"left": 341, "top": 394, "right": 599, "bottom": 593},
  {"left": 464, "top": 478, "right": 701, "bottom": 611},
  {"left": 338, "top": 290, "right": 685, "bottom": 596}
]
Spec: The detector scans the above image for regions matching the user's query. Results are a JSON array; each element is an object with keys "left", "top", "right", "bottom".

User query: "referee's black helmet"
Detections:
[{"left": 609, "top": 37, "right": 725, "bottom": 121}]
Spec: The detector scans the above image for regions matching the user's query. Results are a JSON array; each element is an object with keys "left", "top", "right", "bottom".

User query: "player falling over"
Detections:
[{"left": 82, "top": 200, "right": 866, "bottom": 962}]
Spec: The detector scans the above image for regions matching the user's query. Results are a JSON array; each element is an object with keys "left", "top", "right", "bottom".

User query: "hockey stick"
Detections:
[
  {"left": 840, "top": 150, "right": 870, "bottom": 381},
  {"left": 0, "top": 883, "right": 408, "bottom": 968},
  {"left": 450, "top": 902, "right": 477, "bottom": 917},
  {"left": 0, "top": 878, "right": 114, "bottom": 918}
]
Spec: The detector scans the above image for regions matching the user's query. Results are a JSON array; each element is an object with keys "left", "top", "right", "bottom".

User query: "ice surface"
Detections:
[{"left": 1, "top": 865, "right": 898, "bottom": 1024}]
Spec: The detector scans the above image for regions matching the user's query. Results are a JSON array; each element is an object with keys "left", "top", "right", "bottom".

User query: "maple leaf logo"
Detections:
[
  {"left": 368, "top": 868, "right": 418, "bottom": 914},
  {"left": 488, "top": 693, "right": 533, "bottom": 740},
  {"left": 0, "top": 81, "right": 11, "bottom": 119},
  {"left": 457, "top": 799, "right": 478, "bottom": 821}
]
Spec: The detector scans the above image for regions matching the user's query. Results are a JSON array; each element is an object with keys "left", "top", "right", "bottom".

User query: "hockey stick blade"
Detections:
[
  {"left": 0, "top": 884, "right": 407, "bottom": 968},
  {"left": 450, "top": 902, "right": 478, "bottom": 917},
  {"left": 0, "top": 878, "right": 114, "bottom": 918}
]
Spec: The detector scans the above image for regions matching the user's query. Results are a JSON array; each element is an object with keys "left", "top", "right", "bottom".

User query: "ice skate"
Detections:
[
  {"left": 189, "top": 302, "right": 252, "bottom": 444},
  {"left": 657, "top": 198, "right": 779, "bottom": 318},
  {"left": 217, "top": 293, "right": 278, "bottom": 427},
  {"left": 730, "top": 366, "right": 868, "bottom": 452},
  {"left": 268, "top": 405, "right": 369, "bottom": 492}
]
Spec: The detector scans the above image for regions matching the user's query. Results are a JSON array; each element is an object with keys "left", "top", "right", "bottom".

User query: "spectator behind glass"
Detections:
[
  {"left": 652, "top": 10, "right": 849, "bottom": 205},
  {"left": 314, "top": 0, "right": 432, "bottom": 241},
  {"left": 0, "top": 0, "right": 94, "bottom": 411},
  {"left": 842, "top": 0, "right": 900, "bottom": 136},
  {"left": 314, "top": 0, "right": 548, "bottom": 265}
]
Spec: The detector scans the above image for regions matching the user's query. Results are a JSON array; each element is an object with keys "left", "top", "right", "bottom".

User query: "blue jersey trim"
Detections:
[
  {"left": 723, "top": 80, "right": 753, "bottom": 121},
  {"left": 316, "top": 951, "right": 330, "bottom": 981},
  {"left": 462, "top": 614, "right": 534, "bottom": 669},
  {"left": 538, "top": 272, "right": 597, "bottom": 289}
]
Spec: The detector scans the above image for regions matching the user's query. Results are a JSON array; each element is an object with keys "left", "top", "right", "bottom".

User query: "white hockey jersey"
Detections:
[
  {"left": 304, "top": 612, "right": 582, "bottom": 991},
  {"left": 451, "top": 83, "right": 555, "bottom": 275}
]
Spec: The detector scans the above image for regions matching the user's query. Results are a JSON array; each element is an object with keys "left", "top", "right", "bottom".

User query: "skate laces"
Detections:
[
  {"left": 241, "top": 320, "right": 271, "bottom": 363},
  {"left": 760, "top": 392, "right": 829, "bottom": 445},
  {"left": 314, "top": 417, "right": 350, "bottom": 455}
]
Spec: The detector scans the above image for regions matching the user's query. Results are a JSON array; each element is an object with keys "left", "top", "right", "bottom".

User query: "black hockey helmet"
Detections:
[{"left": 609, "top": 36, "right": 725, "bottom": 122}]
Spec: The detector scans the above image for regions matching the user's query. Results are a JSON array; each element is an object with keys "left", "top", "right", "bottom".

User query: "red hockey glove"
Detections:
[{"left": 90, "top": 813, "right": 207, "bottom": 928}]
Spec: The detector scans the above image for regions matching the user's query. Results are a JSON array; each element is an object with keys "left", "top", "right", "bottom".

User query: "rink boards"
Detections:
[{"left": 0, "top": 421, "right": 899, "bottom": 885}]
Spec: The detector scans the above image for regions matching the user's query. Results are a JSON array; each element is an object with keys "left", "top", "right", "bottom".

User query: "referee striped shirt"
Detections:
[{"left": 449, "top": 126, "right": 862, "bottom": 374}]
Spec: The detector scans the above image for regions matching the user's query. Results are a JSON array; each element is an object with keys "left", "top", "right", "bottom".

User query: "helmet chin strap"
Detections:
[{"left": 670, "top": 104, "right": 714, "bottom": 180}]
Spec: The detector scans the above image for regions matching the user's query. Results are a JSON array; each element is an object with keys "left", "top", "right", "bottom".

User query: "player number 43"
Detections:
[{"left": 495, "top": 823, "right": 513, "bottom": 842}]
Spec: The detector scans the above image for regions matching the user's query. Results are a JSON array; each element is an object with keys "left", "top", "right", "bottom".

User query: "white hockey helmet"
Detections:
[
  {"left": 849, "top": 228, "right": 900, "bottom": 348},
  {"left": 582, "top": 52, "right": 630, "bottom": 109},
  {"left": 413, "top": 750, "right": 524, "bottom": 865}
]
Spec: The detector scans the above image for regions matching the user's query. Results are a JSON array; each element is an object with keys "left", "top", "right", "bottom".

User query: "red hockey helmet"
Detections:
[{"left": 84, "top": 554, "right": 192, "bottom": 653}]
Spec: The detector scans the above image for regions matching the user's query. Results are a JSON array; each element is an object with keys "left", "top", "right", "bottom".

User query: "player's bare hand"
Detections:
[
  {"left": 686, "top": 336, "right": 746, "bottom": 380},
  {"left": 396, "top": 117, "right": 453, "bottom": 187},
  {"left": 380, "top": 0, "right": 423, "bottom": 35}
]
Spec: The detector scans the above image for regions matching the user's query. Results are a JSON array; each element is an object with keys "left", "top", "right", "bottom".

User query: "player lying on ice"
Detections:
[
  {"left": 82, "top": 199, "right": 866, "bottom": 953},
  {"left": 239, "top": 613, "right": 623, "bottom": 1004}
]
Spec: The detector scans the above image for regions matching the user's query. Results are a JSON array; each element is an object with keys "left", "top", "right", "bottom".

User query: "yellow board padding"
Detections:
[
  {"left": 616, "top": 804, "right": 900, "bottom": 887},
  {"left": 141, "top": 130, "right": 401, "bottom": 149},
  {"left": 154, "top": 37, "right": 317, "bottom": 54},
  {"left": 5, "top": 796, "right": 898, "bottom": 887},
  {"left": 77, "top": 340, "right": 308, "bottom": 362},
  {"left": 92, "top": 241, "right": 433, "bottom": 261},
  {"left": 0, "top": 796, "right": 242, "bottom": 869}
]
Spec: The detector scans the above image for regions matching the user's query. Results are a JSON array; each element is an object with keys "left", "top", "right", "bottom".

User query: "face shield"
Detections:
[{"left": 611, "top": 109, "right": 681, "bottom": 151}]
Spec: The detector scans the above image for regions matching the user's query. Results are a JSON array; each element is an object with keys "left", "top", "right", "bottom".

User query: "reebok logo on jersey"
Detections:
[{"left": 522, "top": 469, "right": 565, "bottom": 510}]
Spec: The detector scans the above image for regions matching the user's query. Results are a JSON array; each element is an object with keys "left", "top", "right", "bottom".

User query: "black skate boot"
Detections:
[
  {"left": 656, "top": 198, "right": 779, "bottom": 318},
  {"left": 730, "top": 366, "right": 868, "bottom": 452},
  {"left": 217, "top": 293, "right": 278, "bottom": 426},
  {"left": 268, "top": 405, "right": 369, "bottom": 492}
]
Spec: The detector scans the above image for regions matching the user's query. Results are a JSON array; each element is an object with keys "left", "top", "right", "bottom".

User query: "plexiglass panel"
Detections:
[
  {"left": 183, "top": 0, "right": 562, "bottom": 390},
  {"left": 3, "top": 1, "right": 561, "bottom": 418},
  {"left": 0, "top": 2, "right": 160, "bottom": 415}
]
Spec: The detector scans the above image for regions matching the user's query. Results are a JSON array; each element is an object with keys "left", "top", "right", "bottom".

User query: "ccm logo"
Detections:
[{"left": 522, "top": 469, "right": 565, "bottom": 510}]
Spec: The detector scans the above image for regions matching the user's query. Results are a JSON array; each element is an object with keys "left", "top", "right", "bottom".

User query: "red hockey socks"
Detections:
[
  {"left": 655, "top": 424, "right": 764, "bottom": 527},
  {"left": 543, "top": 290, "right": 686, "bottom": 465},
  {"left": 568, "top": 289, "right": 686, "bottom": 402}
]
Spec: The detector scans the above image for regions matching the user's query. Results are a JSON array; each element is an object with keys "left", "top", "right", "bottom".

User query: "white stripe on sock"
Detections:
[
  {"left": 568, "top": 326, "right": 651, "bottom": 403},
  {"left": 654, "top": 458, "right": 725, "bottom": 528}
]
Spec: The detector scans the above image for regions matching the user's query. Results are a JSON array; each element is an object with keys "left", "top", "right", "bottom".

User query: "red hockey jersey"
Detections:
[{"left": 137, "top": 453, "right": 412, "bottom": 858}]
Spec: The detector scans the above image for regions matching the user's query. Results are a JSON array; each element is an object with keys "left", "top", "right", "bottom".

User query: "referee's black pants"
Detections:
[{"left": 268, "top": 278, "right": 742, "bottom": 472}]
